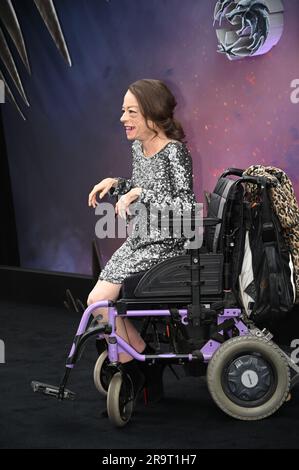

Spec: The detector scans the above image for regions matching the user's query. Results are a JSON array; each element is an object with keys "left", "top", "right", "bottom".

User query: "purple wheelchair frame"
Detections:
[
  {"left": 31, "top": 297, "right": 251, "bottom": 403},
  {"left": 66, "top": 301, "right": 249, "bottom": 368}
]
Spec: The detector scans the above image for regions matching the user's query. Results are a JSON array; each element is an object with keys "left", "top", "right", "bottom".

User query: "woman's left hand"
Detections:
[{"left": 115, "top": 188, "right": 142, "bottom": 219}]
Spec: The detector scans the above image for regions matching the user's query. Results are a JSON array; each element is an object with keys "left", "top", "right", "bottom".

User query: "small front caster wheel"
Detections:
[
  {"left": 106, "top": 372, "right": 134, "bottom": 427},
  {"left": 93, "top": 350, "right": 115, "bottom": 396}
]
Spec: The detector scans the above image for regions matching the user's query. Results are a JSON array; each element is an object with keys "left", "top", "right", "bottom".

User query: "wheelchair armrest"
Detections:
[
  {"left": 203, "top": 217, "right": 222, "bottom": 227},
  {"left": 171, "top": 216, "right": 221, "bottom": 227}
]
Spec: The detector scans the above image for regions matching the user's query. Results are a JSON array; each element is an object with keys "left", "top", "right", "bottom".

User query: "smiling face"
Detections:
[{"left": 120, "top": 90, "right": 156, "bottom": 142}]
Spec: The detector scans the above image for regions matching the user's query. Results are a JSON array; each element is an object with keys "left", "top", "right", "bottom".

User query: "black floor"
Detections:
[{"left": 1, "top": 300, "right": 299, "bottom": 449}]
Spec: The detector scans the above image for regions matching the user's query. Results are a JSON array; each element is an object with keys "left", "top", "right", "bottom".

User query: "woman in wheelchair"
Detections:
[
  {"left": 87, "top": 79, "right": 196, "bottom": 399},
  {"left": 32, "top": 80, "right": 298, "bottom": 427}
]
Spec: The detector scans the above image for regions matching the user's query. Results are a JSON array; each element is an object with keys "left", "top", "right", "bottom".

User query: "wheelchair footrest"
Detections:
[{"left": 31, "top": 381, "right": 76, "bottom": 401}]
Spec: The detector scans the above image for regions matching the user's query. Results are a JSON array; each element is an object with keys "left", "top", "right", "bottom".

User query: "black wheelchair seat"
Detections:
[
  {"left": 122, "top": 270, "right": 148, "bottom": 298},
  {"left": 121, "top": 254, "right": 224, "bottom": 300}
]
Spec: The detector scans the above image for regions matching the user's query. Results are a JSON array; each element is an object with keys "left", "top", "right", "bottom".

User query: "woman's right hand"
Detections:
[{"left": 88, "top": 178, "right": 118, "bottom": 208}]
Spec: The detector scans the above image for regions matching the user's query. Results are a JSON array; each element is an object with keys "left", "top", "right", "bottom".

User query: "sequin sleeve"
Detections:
[
  {"left": 109, "top": 177, "right": 132, "bottom": 197},
  {"left": 138, "top": 144, "right": 195, "bottom": 212}
]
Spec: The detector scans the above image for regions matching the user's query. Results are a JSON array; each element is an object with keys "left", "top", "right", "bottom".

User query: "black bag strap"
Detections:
[
  {"left": 260, "top": 187, "right": 280, "bottom": 311},
  {"left": 264, "top": 245, "right": 280, "bottom": 311}
]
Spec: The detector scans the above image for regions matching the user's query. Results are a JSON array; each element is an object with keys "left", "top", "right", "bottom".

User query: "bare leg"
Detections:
[
  {"left": 123, "top": 317, "right": 147, "bottom": 352},
  {"left": 87, "top": 280, "right": 145, "bottom": 363}
]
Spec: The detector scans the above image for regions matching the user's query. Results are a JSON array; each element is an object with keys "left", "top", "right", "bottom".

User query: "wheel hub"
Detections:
[
  {"left": 240, "top": 370, "right": 259, "bottom": 388},
  {"left": 223, "top": 354, "right": 275, "bottom": 405}
]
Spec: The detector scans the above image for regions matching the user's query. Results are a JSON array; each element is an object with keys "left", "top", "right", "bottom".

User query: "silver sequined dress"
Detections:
[{"left": 99, "top": 140, "right": 196, "bottom": 284}]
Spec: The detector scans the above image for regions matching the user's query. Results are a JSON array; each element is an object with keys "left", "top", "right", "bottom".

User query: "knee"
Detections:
[
  {"left": 87, "top": 294, "right": 95, "bottom": 306},
  {"left": 87, "top": 293, "right": 104, "bottom": 307},
  {"left": 87, "top": 295, "right": 109, "bottom": 321}
]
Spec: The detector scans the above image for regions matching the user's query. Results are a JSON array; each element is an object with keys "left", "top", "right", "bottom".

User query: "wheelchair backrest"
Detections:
[{"left": 205, "top": 175, "right": 243, "bottom": 253}]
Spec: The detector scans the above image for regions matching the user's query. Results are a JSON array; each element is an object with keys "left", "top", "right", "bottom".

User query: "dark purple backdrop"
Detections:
[{"left": 1, "top": 0, "right": 299, "bottom": 275}]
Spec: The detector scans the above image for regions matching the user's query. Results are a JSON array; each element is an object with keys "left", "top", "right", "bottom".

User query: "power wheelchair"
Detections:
[{"left": 32, "top": 168, "right": 299, "bottom": 427}]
